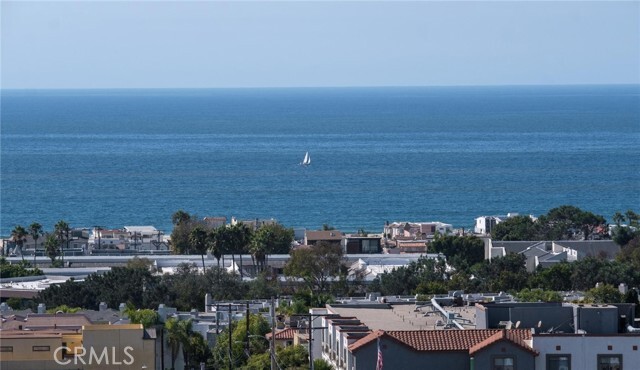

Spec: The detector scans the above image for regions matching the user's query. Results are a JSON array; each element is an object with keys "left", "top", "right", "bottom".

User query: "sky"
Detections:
[{"left": 1, "top": 1, "right": 639, "bottom": 89}]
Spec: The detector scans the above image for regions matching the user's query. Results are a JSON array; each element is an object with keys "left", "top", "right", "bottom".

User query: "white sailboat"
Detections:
[{"left": 301, "top": 151, "right": 311, "bottom": 166}]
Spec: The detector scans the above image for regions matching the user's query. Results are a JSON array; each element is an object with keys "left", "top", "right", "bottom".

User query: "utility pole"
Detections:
[
  {"left": 228, "top": 304, "right": 233, "bottom": 370},
  {"left": 216, "top": 304, "right": 219, "bottom": 335},
  {"left": 308, "top": 313, "right": 314, "bottom": 370},
  {"left": 271, "top": 297, "right": 276, "bottom": 370},
  {"left": 246, "top": 302, "right": 250, "bottom": 358}
]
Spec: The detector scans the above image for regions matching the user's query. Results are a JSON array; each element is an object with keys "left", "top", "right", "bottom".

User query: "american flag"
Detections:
[{"left": 376, "top": 337, "right": 383, "bottom": 370}]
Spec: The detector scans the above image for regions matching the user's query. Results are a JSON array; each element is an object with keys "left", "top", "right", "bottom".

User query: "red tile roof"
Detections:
[
  {"left": 469, "top": 329, "right": 538, "bottom": 356},
  {"left": 348, "top": 329, "right": 535, "bottom": 355},
  {"left": 265, "top": 328, "right": 297, "bottom": 340}
]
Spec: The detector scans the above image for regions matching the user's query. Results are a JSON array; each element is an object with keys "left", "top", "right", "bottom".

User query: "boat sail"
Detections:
[{"left": 301, "top": 152, "right": 311, "bottom": 166}]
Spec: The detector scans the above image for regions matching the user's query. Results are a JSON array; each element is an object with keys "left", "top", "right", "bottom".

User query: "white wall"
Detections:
[{"left": 533, "top": 335, "right": 640, "bottom": 370}]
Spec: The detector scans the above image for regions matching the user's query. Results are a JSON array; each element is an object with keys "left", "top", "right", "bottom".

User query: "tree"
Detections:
[
  {"left": 617, "top": 236, "right": 640, "bottom": 269},
  {"left": 172, "top": 210, "right": 192, "bottom": 226},
  {"left": 585, "top": 284, "right": 624, "bottom": 304},
  {"left": 612, "top": 209, "right": 640, "bottom": 247},
  {"left": 492, "top": 206, "right": 608, "bottom": 241},
  {"left": 208, "top": 227, "right": 224, "bottom": 269},
  {"left": 470, "top": 254, "right": 529, "bottom": 292},
  {"left": 284, "top": 242, "right": 343, "bottom": 293},
  {"left": 10, "top": 225, "right": 28, "bottom": 262},
  {"left": 170, "top": 210, "right": 201, "bottom": 254},
  {"left": 44, "top": 233, "right": 61, "bottom": 265},
  {"left": 313, "top": 358, "right": 333, "bottom": 370},
  {"left": 29, "top": 222, "right": 43, "bottom": 267},
  {"left": 228, "top": 223, "right": 253, "bottom": 278},
  {"left": 0, "top": 256, "right": 43, "bottom": 278},
  {"left": 274, "top": 345, "right": 309, "bottom": 369},
  {"left": 529, "top": 261, "right": 574, "bottom": 291},
  {"left": 492, "top": 216, "right": 539, "bottom": 241},
  {"left": 212, "top": 313, "right": 270, "bottom": 369},
  {"left": 540, "top": 205, "right": 606, "bottom": 240},
  {"left": 166, "top": 317, "right": 192, "bottom": 370},
  {"left": 514, "top": 288, "right": 562, "bottom": 302},
  {"left": 125, "top": 303, "right": 160, "bottom": 328},
  {"left": 428, "top": 235, "right": 484, "bottom": 272},
  {"left": 55, "top": 220, "right": 71, "bottom": 266},
  {"left": 251, "top": 223, "right": 294, "bottom": 272},
  {"left": 190, "top": 225, "right": 210, "bottom": 272}
]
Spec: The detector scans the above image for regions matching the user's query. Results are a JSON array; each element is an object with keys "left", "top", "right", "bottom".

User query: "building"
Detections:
[
  {"left": 202, "top": 216, "right": 227, "bottom": 229},
  {"left": 475, "top": 302, "right": 636, "bottom": 335},
  {"left": 532, "top": 333, "right": 640, "bottom": 370},
  {"left": 304, "top": 230, "right": 344, "bottom": 246},
  {"left": 265, "top": 327, "right": 297, "bottom": 348},
  {"left": 475, "top": 213, "right": 525, "bottom": 235},
  {"left": 347, "top": 255, "right": 443, "bottom": 284},
  {"left": 487, "top": 240, "right": 621, "bottom": 272},
  {"left": 0, "top": 323, "right": 156, "bottom": 370},
  {"left": 5, "top": 229, "right": 89, "bottom": 258},
  {"left": 230, "top": 217, "right": 277, "bottom": 230},
  {"left": 384, "top": 221, "right": 453, "bottom": 239},
  {"left": 89, "top": 226, "right": 167, "bottom": 252},
  {"left": 342, "top": 234, "right": 382, "bottom": 254},
  {"left": 347, "top": 329, "right": 536, "bottom": 370}
]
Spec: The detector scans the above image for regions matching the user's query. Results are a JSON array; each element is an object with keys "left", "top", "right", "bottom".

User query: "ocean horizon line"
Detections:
[{"left": 2, "top": 83, "right": 639, "bottom": 92}]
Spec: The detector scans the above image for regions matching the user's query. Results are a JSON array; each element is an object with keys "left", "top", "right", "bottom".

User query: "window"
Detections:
[
  {"left": 32, "top": 346, "right": 50, "bottom": 352},
  {"left": 361, "top": 239, "right": 380, "bottom": 253},
  {"left": 0, "top": 346, "right": 13, "bottom": 352},
  {"left": 547, "top": 354, "right": 571, "bottom": 370},
  {"left": 493, "top": 356, "right": 515, "bottom": 370},
  {"left": 598, "top": 355, "right": 622, "bottom": 370}
]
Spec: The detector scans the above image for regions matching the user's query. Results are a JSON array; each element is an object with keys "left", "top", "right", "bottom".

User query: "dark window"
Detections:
[
  {"left": 547, "top": 354, "right": 571, "bottom": 370},
  {"left": 493, "top": 356, "right": 515, "bottom": 370},
  {"left": 0, "top": 346, "right": 13, "bottom": 352},
  {"left": 32, "top": 346, "right": 50, "bottom": 352},
  {"left": 598, "top": 355, "right": 622, "bottom": 370}
]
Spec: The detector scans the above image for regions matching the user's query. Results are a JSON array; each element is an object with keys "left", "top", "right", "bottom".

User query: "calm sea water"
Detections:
[{"left": 1, "top": 86, "right": 639, "bottom": 236}]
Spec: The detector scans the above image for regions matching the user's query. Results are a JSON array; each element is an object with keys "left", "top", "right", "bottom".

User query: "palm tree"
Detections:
[
  {"left": 229, "top": 223, "right": 252, "bottom": 279},
  {"left": 172, "top": 210, "right": 191, "bottom": 226},
  {"left": 189, "top": 226, "right": 209, "bottom": 272},
  {"left": 214, "top": 226, "right": 234, "bottom": 273},
  {"left": 165, "top": 317, "right": 194, "bottom": 370},
  {"left": 44, "top": 233, "right": 61, "bottom": 265},
  {"left": 613, "top": 212, "right": 625, "bottom": 227},
  {"left": 208, "top": 229, "right": 223, "bottom": 269},
  {"left": 55, "top": 220, "right": 70, "bottom": 266},
  {"left": 249, "top": 232, "right": 268, "bottom": 273},
  {"left": 10, "top": 225, "right": 28, "bottom": 262},
  {"left": 29, "top": 222, "right": 43, "bottom": 267}
]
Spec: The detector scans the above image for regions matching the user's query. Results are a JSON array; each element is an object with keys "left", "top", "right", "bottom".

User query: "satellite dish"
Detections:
[
  {"left": 505, "top": 321, "right": 513, "bottom": 330},
  {"left": 515, "top": 321, "right": 521, "bottom": 328}
]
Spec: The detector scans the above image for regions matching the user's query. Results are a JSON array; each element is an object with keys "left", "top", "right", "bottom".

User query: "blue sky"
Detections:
[{"left": 1, "top": 1, "right": 638, "bottom": 89}]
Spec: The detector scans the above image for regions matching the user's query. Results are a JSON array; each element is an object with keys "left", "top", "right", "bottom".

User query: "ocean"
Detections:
[{"left": 1, "top": 85, "right": 639, "bottom": 236}]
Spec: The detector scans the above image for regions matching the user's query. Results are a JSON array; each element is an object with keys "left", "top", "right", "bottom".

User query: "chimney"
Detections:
[
  {"left": 119, "top": 303, "right": 126, "bottom": 314},
  {"left": 37, "top": 303, "right": 46, "bottom": 314},
  {"left": 99, "top": 302, "right": 107, "bottom": 312},
  {"left": 205, "top": 294, "right": 212, "bottom": 312}
]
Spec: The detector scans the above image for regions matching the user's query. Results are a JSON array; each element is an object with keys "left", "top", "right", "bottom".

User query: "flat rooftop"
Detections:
[{"left": 327, "top": 303, "right": 476, "bottom": 331}]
